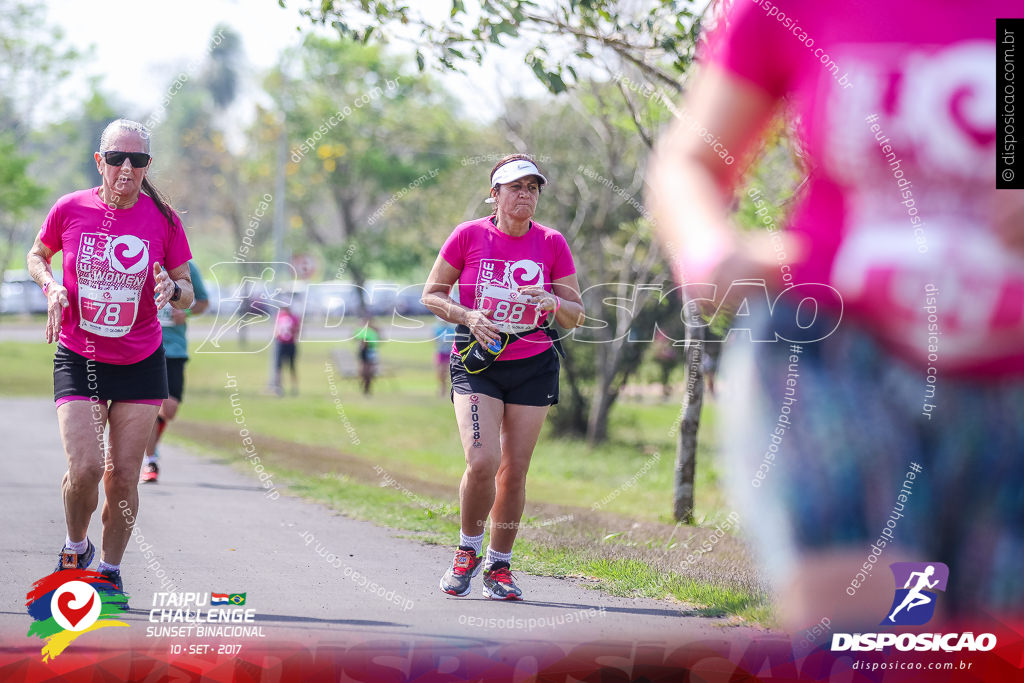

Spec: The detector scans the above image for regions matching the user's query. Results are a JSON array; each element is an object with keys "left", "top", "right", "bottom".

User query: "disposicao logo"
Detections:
[
  {"left": 25, "top": 570, "right": 129, "bottom": 661},
  {"left": 831, "top": 562, "right": 996, "bottom": 653}
]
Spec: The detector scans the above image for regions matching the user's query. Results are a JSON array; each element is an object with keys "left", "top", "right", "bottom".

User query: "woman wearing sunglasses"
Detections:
[{"left": 26, "top": 118, "right": 194, "bottom": 605}]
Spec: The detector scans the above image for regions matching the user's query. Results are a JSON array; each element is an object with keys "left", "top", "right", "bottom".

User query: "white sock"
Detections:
[
  {"left": 145, "top": 454, "right": 158, "bottom": 465},
  {"left": 486, "top": 546, "right": 512, "bottom": 567},
  {"left": 459, "top": 531, "right": 484, "bottom": 555},
  {"left": 65, "top": 536, "right": 88, "bottom": 553},
  {"left": 97, "top": 561, "right": 119, "bottom": 574}
]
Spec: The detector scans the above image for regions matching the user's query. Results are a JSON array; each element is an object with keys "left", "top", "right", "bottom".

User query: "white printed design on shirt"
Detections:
[
  {"left": 822, "top": 41, "right": 1023, "bottom": 366},
  {"left": 476, "top": 258, "right": 545, "bottom": 334},
  {"left": 77, "top": 233, "right": 149, "bottom": 338}
]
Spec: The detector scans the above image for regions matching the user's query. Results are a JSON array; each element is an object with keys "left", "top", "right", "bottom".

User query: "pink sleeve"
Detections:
[
  {"left": 550, "top": 233, "right": 576, "bottom": 281},
  {"left": 704, "top": 1, "right": 797, "bottom": 98},
  {"left": 164, "top": 214, "right": 192, "bottom": 271},
  {"left": 439, "top": 225, "right": 466, "bottom": 271},
  {"left": 38, "top": 201, "right": 65, "bottom": 252}
]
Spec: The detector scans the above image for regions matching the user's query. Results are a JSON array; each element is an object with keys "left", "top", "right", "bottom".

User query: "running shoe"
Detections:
[
  {"left": 439, "top": 547, "right": 483, "bottom": 596},
  {"left": 98, "top": 569, "right": 129, "bottom": 611},
  {"left": 141, "top": 462, "right": 159, "bottom": 483},
  {"left": 482, "top": 561, "right": 523, "bottom": 600},
  {"left": 54, "top": 540, "right": 95, "bottom": 572}
]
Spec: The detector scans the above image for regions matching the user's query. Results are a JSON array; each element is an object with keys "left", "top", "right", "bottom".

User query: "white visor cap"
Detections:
[{"left": 490, "top": 159, "right": 547, "bottom": 188}]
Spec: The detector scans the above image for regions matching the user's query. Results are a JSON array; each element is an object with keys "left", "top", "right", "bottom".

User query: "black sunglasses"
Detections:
[{"left": 102, "top": 151, "right": 151, "bottom": 168}]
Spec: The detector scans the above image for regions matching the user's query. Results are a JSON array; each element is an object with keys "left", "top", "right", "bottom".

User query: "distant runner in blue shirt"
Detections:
[{"left": 142, "top": 260, "right": 209, "bottom": 483}]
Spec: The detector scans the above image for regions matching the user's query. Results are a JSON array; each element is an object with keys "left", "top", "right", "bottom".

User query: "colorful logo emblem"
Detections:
[
  {"left": 25, "top": 570, "right": 129, "bottom": 661},
  {"left": 882, "top": 562, "right": 949, "bottom": 626}
]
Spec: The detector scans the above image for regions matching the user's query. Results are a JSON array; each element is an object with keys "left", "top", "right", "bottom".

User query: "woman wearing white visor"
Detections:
[{"left": 423, "top": 154, "right": 585, "bottom": 599}]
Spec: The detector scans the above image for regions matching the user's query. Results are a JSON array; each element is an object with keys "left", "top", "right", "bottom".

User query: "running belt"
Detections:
[{"left": 453, "top": 321, "right": 565, "bottom": 374}]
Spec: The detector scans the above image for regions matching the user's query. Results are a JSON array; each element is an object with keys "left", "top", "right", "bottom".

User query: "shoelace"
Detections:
[
  {"left": 451, "top": 551, "right": 476, "bottom": 576},
  {"left": 488, "top": 566, "right": 515, "bottom": 585}
]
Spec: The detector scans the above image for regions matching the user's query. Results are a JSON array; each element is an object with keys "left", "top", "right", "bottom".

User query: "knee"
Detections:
[
  {"left": 162, "top": 402, "right": 179, "bottom": 421},
  {"left": 106, "top": 465, "right": 140, "bottom": 494},
  {"left": 66, "top": 459, "right": 103, "bottom": 489},
  {"left": 496, "top": 463, "right": 529, "bottom": 490},
  {"left": 464, "top": 455, "right": 499, "bottom": 483}
]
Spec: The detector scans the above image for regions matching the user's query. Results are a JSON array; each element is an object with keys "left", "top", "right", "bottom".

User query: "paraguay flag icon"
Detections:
[{"left": 25, "top": 570, "right": 130, "bottom": 661}]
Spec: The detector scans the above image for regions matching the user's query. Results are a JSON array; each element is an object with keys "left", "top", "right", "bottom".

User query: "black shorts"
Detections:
[
  {"left": 451, "top": 348, "right": 559, "bottom": 406},
  {"left": 275, "top": 341, "right": 296, "bottom": 369},
  {"left": 165, "top": 356, "right": 187, "bottom": 402},
  {"left": 54, "top": 344, "right": 168, "bottom": 402}
]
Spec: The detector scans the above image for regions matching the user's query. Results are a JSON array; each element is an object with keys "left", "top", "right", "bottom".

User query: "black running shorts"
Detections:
[
  {"left": 165, "top": 356, "right": 187, "bottom": 402},
  {"left": 451, "top": 348, "right": 559, "bottom": 406},
  {"left": 53, "top": 343, "right": 169, "bottom": 403}
]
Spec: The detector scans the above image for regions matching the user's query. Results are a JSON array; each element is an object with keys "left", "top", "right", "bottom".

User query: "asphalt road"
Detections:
[{"left": 0, "top": 396, "right": 768, "bottom": 675}]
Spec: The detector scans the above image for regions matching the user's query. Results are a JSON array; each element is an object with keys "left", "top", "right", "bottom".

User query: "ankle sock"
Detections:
[
  {"left": 65, "top": 536, "right": 88, "bottom": 553},
  {"left": 459, "top": 531, "right": 484, "bottom": 555},
  {"left": 486, "top": 546, "right": 512, "bottom": 568}
]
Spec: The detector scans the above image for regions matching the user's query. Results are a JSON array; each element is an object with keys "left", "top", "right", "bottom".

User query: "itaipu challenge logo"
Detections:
[{"left": 25, "top": 570, "right": 129, "bottom": 661}]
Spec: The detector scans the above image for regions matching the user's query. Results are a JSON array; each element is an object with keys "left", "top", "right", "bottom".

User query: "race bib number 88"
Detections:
[{"left": 479, "top": 285, "right": 541, "bottom": 334}]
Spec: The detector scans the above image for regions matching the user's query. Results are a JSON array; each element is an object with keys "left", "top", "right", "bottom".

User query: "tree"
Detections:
[
  {"left": 0, "top": 0, "right": 79, "bottom": 283},
  {"left": 259, "top": 36, "right": 470, "bottom": 293}
]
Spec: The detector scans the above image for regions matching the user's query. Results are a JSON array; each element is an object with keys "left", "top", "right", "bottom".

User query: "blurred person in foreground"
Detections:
[{"left": 648, "top": 0, "right": 1023, "bottom": 633}]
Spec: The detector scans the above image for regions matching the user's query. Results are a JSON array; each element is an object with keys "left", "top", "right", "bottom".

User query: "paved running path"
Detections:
[{"left": 0, "top": 397, "right": 768, "bottom": 674}]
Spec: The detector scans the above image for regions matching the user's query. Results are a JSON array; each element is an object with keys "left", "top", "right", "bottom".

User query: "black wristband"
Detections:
[{"left": 170, "top": 282, "right": 182, "bottom": 302}]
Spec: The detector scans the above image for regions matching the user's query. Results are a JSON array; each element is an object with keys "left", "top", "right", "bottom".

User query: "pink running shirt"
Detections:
[
  {"left": 707, "top": 0, "right": 1021, "bottom": 375},
  {"left": 275, "top": 309, "right": 300, "bottom": 343},
  {"left": 39, "top": 188, "right": 193, "bottom": 365},
  {"left": 440, "top": 216, "right": 576, "bottom": 361}
]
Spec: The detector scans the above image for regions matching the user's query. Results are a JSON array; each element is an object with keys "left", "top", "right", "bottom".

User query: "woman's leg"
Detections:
[
  {"left": 57, "top": 400, "right": 109, "bottom": 548},
  {"left": 488, "top": 403, "right": 549, "bottom": 552},
  {"left": 101, "top": 402, "right": 159, "bottom": 565},
  {"left": 453, "top": 392, "right": 505, "bottom": 537}
]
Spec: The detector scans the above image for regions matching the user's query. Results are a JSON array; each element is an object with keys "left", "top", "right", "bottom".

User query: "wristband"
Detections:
[
  {"left": 42, "top": 281, "right": 51, "bottom": 295},
  {"left": 552, "top": 296, "right": 561, "bottom": 315}
]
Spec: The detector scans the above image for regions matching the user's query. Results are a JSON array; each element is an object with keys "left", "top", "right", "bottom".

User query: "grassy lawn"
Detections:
[{"left": 0, "top": 335, "right": 771, "bottom": 624}]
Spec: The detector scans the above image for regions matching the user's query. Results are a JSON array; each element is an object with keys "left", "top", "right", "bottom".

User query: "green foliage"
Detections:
[{"left": 285, "top": 0, "right": 704, "bottom": 99}]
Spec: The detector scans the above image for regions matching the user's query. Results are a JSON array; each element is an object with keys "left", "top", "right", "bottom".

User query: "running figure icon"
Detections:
[{"left": 888, "top": 565, "right": 939, "bottom": 623}]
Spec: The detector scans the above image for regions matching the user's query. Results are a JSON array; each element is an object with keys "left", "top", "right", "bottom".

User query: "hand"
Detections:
[
  {"left": 465, "top": 309, "right": 501, "bottom": 348},
  {"left": 153, "top": 262, "right": 176, "bottom": 310},
  {"left": 993, "top": 189, "right": 1024, "bottom": 256},
  {"left": 518, "top": 286, "right": 558, "bottom": 313},
  {"left": 700, "top": 230, "right": 808, "bottom": 314},
  {"left": 170, "top": 309, "right": 188, "bottom": 324},
  {"left": 45, "top": 283, "right": 69, "bottom": 344}
]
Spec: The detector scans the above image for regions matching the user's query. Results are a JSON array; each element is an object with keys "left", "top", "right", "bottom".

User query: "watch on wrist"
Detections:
[{"left": 170, "top": 283, "right": 182, "bottom": 302}]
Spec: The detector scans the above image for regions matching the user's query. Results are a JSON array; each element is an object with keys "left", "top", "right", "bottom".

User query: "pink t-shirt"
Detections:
[
  {"left": 275, "top": 309, "right": 300, "bottom": 343},
  {"left": 708, "top": 0, "right": 1021, "bottom": 375},
  {"left": 440, "top": 216, "right": 576, "bottom": 361},
  {"left": 39, "top": 188, "right": 193, "bottom": 364}
]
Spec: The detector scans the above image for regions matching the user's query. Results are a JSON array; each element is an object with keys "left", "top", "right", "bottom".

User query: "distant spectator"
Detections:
[
  {"left": 272, "top": 303, "right": 300, "bottom": 396},
  {"left": 354, "top": 315, "right": 380, "bottom": 396}
]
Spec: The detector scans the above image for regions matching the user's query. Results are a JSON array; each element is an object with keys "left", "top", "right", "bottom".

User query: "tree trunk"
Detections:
[{"left": 674, "top": 319, "right": 705, "bottom": 523}]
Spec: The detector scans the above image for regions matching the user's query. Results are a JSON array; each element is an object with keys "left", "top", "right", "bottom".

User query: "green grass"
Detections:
[{"left": 1, "top": 337, "right": 771, "bottom": 623}]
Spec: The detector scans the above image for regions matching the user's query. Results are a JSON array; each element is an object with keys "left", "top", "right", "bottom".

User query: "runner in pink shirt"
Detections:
[
  {"left": 649, "top": 1, "right": 1023, "bottom": 630},
  {"left": 271, "top": 304, "right": 300, "bottom": 396},
  {"left": 424, "top": 155, "right": 585, "bottom": 600},
  {"left": 26, "top": 119, "right": 194, "bottom": 606}
]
